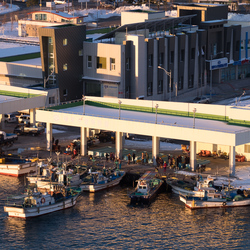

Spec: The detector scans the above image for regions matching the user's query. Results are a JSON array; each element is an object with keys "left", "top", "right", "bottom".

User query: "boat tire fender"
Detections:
[
  {"left": 223, "top": 202, "right": 226, "bottom": 206},
  {"left": 41, "top": 198, "right": 45, "bottom": 204}
]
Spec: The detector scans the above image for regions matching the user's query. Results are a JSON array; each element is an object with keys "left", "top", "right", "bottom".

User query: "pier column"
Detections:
[
  {"left": 81, "top": 127, "right": 87, "bottom": 156},
  {"left": 30, "top": 108, "right": 36, "bottom": 125},
  {"left": 152, "top": 136, "right": 160, "bottom": 166},
  {"left": 86, "top": 127, "right": 91, "bottom": 137},
  {"left": 46, "top": 122, "right": 52, "bottom": 151},
  {"left": 229, "top": 146, "right": 236, "bottom": 176},
  {"left": 116, "top": 131, "right": 123, "bottom": 159},
  {"left": 190, "top": 141, "right": 197, "bottom": 171}
]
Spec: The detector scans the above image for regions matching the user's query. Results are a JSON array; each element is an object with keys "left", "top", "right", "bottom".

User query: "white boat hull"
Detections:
[
  {"left": 0, "top": 162, "right": 37, "bottom": 177},
  {"left": 169, "top": 184, "right": 204, "bottom": 197},
  {"left": 80, "top": 174, "right": 124, "bottom": 192},
  {"left": 180, "top": 196, "right": 250, "bottom": 209},
  {"left": 4, "top": 196, "right": 78, "bottom": 218}
]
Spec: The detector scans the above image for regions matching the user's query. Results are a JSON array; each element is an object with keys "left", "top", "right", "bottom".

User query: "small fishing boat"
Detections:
[
  {"left": 4, "top": 187, "right": 81, "bottom": 218},
  {"left": 129, "top": 171, "right": 163, "bottom": 205},
  {"left": 180, "top": 194, "right": 250, "bottom": 209},
  {"left": 80, "top": 169, "right": 125, "bottom": 192},
  {"left": 166, "top": 175, "right": 215, "bottom": 197}
]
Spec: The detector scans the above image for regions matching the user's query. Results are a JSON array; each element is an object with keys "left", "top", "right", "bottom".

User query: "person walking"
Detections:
[
  {"left": 146, "top": 152, "right": 149, "bottom": 164},
  {"left": 106, "top": 153, "right": 109, "bottom": 162},
  {"left": 128, "top": 153, "right": 131, "bottom": 165}
]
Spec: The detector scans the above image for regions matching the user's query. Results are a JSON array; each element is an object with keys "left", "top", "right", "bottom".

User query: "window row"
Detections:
[{"left": 87, "top": 56, "right": 117, "bottom": 71}]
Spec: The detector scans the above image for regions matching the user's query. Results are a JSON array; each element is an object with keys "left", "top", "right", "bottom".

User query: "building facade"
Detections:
[{"left": 39, "top": 24, "right": 86, "bottom": 102}]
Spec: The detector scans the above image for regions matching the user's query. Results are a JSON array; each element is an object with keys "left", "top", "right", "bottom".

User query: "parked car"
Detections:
[
  {"left": 13, "top": 124, "right": 44, "bottom": 136},
  {"left": 193, "top": 96, "right": 210, "bottom": 104},
  {"left": 3, "top": 113, "right": 18, "bottom": 123},
  {"left": 17, "top": 114, "right": 30, "bottom": 124},
  {"left": 96, "top": 131, "right": 115, "bottom": 143}
]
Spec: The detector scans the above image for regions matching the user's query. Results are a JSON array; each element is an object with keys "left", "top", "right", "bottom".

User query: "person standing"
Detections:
[
  {"left": 141, "top": 152, "right": 145, "bottom": 164},
  {"left": 163, "top": 161, "right": 167, "bottom": 173},
  {"left": 128, "top": 153, "right": 131, "bottom": 165},
  {"left": 132, "top": 152, "right": 136, "bottom": 164},
  {"left": 106, "top": 153, "right": 109, "bottom": 162},
  {"left": 146, "top": 152, "right": 149, "bottom": 164}
]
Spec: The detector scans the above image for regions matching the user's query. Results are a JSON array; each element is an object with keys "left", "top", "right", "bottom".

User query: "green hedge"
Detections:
[
  {"left": 0, "top": 90, "right": 39, "bottom": 98},
  {"left": 0, "top": 52, "right": 41, "bottom": 62}
]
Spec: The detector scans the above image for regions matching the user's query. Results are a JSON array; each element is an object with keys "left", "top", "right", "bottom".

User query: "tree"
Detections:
[{"left": 26, "top": 0, "right": 38, "bottom": 7}]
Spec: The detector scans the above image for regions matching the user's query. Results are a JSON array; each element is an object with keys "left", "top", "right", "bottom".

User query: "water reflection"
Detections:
[{"left": 1, "top": 177, "right": 250, "bottom": 249}]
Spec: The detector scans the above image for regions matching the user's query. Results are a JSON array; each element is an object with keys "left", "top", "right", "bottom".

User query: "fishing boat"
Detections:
[
  {"left": 4, "top": 187, "right": 81, "bottom": 218},
  {"left": 129, "top": 171, "right": 163, "bottom": 205},
  {"left": 166, "top": 175, "right": 215, "bottom": 197},
  {"left": 28, "top": 164, "right": 88, "bottom": 193},
  {"left": 80, "top": 169, "right": 125, "bottom": 192},
  {"left": 0, "top": 155, "right": 37, "bottom": 177},
  {"left": 180, "top": 193, "right": 250, "bottom": 209}
]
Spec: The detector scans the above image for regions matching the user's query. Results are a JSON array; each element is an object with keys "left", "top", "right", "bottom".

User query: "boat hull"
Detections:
[
  {"left": 130, "top": 182, "right": 163, "bottom": 205},
  {"left": 4, "top": 196, "right": 78, "bottom": 218},
  {"left": 0, "top": 162, "right": 37, "bottom": 177},
  {"left": 167, "top": 183, "right": 204, "bottom": 197},
  {"left": 180, "top": 196, "right": 250, "bottom": 209},
  {"left": 80, "top": 174, "right": 125, "bottom": 192}
]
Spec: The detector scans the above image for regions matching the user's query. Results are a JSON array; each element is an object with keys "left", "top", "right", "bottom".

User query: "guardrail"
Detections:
[{"left": 39, "top": 107, "right": 250, "bottom": 134}]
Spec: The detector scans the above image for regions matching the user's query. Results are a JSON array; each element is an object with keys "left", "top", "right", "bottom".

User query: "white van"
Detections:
[
  {"left": 4, "top": 113, "right": 18, "bottom": 123},
  {"left": 18, "top": 114, "right": 30, "bottom": 124}
]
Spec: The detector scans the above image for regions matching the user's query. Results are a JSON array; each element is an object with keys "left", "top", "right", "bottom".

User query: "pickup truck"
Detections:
[
  {"left": 13, "top": 125, "right": 45, "bottom": 136},
  {"left": 0, "top": 131, "right": 18, "bottom": 146}
]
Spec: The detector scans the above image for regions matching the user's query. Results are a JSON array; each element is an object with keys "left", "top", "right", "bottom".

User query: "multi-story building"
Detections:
[
  {"left": 19, "top": 10, "right": 85, "bottom": 37},
  {"left": 39, "top": 24, "right": 86, "bottom": 101},
  {"left": 38, "top": 4, "right": 250, "bottom": 102}
]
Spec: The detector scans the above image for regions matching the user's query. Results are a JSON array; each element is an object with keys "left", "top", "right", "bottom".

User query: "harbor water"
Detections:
[{"left": 1, "top": 175, "right": 250, "bottom": 249}]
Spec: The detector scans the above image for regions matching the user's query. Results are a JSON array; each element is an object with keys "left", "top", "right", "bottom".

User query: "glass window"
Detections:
[
  {"left": 159, "top": 53, "right": 164, "bottom": 66},
  {"left": 170, "top": 51, "right": 174, "bottom": 64},
  {"left": 49, "top": 96, "right": 55, "bottom": 104},
  {"left": 63, "top": 38, "right": 67, "bottom": 46},
  {"left": 126, "top": 58, "right": 131, "bottom": 70},
  {"left": 148, "top": 54, "right": 153, "bottom": 67},
  {"left": 96, "top": 57, "right": 106, "bottom": 69},
  {"left": 87, "top": 56, "right": 92, "bottom": 68},
  {"left": 180, "top": 49, "right": 185, "bottom": 62},
  {"left": 63, "top": 63, "right": 67, "bottom": 71},
  {"left": 110, "top": 58, "right": 115, "bottom": 71},
  {"left": 191, "top": 48, "right": 195, "bottom": 59},
  {"left": 63, "top": 89, "right": 68, "bottom": 96},
  {"left": 147, "top": 82, "right": 153, "bottom": 96},
  {"left": 158, "top": 80, "right": 163, "bottom": 94}
]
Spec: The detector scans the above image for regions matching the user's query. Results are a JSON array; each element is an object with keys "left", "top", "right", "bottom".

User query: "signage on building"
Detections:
[
  {"left": 102, "top": 84, "right": 118, "bottom": 97},
  {"left": 210, "top": 57, "right": 228, "bottom": 70}
]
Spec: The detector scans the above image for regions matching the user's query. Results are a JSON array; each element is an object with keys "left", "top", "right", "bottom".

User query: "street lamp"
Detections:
[
  {"left": 82, "top": 95, "right": 86, "bottom": 115},
  {"left": 193, "top": 108, "right": 196, "bottom": 129},
  {"left": 158, "top": 66, "right": 171, "bottom": 101},
  {"left": 236, "top": 90, "right": 245, "bottom": 106},
  {"left": 118, "top": 100, "right": 122, "bottom": 120},
  {"left": 155, "top": 104, "right": 159, "bottom": 124}
]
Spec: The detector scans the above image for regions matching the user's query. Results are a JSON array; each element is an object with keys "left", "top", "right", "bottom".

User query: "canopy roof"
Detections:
[{"left": 96, "top": 14, "right": 196, "bottom": 40}]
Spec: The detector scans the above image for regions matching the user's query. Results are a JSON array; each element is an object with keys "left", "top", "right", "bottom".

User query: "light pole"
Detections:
[
  {"left": 193, "top": 108, "right": 196, "bottom": 129},
  {"left": 82, "top": 95, "right": 86, "bottom": 115},
  {"left": 118, "top": 100, "right": 122, "bottom": 120},
  {"left": 158, "top": 66, "right": 171, "bottom": 101},
  {"left": 210, "top": 55, "right": 213, "bottom": 100},
  {"left": 155, "top": 104, "right": 159, "bottom": 124},
  {"left": 236, "top": 90, "right": 245, "bottom": 106}
]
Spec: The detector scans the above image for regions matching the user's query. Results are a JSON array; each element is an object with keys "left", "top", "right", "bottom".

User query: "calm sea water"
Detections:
[{"left": 1, "top": 175, "right": 250, "bottom": 249}]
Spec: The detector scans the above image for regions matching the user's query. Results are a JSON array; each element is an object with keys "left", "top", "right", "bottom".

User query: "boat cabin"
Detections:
[{"left": 137, "top": 181, "right": 149, "bottom": 194}]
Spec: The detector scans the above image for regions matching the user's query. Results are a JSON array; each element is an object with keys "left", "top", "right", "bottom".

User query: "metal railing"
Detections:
[{"left": 38, "top": 107, "right": 250, "bottom": 134}]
